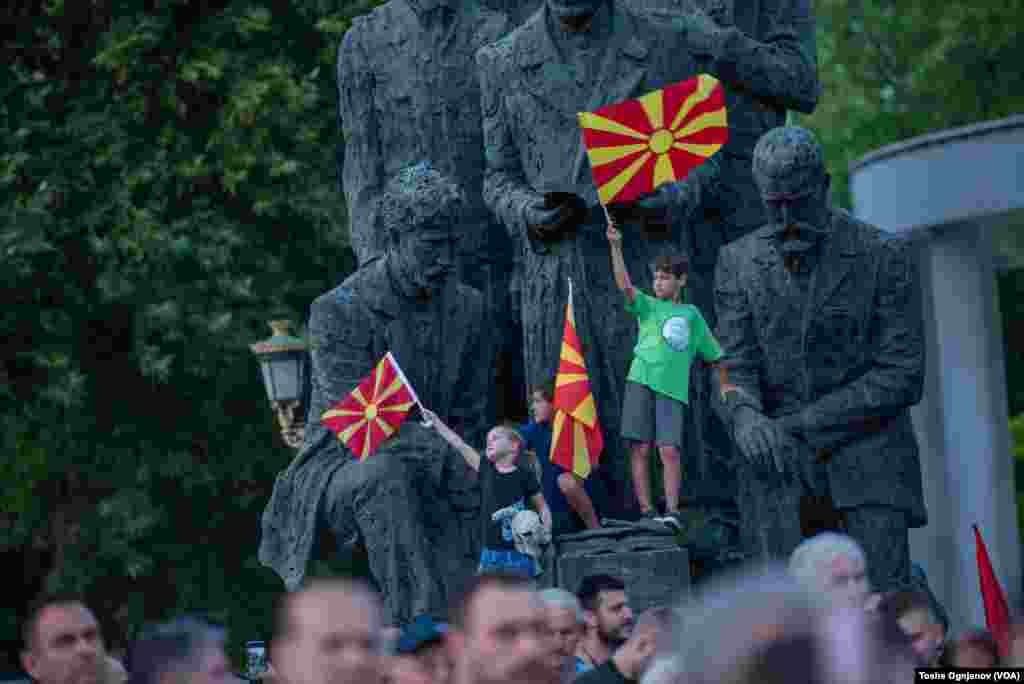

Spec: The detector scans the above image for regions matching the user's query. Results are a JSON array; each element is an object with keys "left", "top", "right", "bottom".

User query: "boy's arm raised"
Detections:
[
  {"left": 422, "top": 408, "right": 481, "bottom": 471},
  {"left": 607, "top": 221, "right": 636, "bottom": 302}
]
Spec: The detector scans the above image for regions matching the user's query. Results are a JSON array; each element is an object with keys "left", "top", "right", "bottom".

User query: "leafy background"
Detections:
[{"left": 2, "top": 0, "right": 1023, "bottom": 669}]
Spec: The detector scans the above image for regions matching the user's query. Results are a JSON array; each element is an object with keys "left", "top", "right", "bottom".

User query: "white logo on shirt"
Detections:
[{"left": 661, "top": 316, "right": 690, "bottom": 352}]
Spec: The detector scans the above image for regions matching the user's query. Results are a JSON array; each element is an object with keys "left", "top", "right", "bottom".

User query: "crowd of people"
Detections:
[{"left": 17, "top": 532, "right": 1024, "bottom": 684}]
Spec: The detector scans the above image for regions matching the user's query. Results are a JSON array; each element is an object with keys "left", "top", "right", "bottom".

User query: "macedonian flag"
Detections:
[
  {"left": 321, "top": 352, "right": 419, "bottom": 460},
  {"left": 578, "top": 74, "right": 728, "bottom": 206},
  {"left": 550, "top": 280, "right": 604, "bottom": 478}
]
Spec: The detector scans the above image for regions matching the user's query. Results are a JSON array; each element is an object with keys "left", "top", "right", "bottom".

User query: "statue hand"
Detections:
[
  {"left": 524, "top": 200, "right": 563, "bottom": 229},
  {"left": 524, "top": 196, "right": 581, "bottom": 242},
  {"left": 770, "top": 431, "right": 804, "bottom": 479},
  {"left": 634, "top": 183, "right": 677, "bottom": 219},
  {"left": 769, "top": 414, "right": 808, "bottom": 477},
  {"left": 733, "top": 407, "right": 788, "bottom": 472}
]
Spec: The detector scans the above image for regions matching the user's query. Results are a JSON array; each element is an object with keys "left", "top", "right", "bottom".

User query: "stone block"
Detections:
[{"left": 555, "top": 522, "right": 690, "bottom": 612}]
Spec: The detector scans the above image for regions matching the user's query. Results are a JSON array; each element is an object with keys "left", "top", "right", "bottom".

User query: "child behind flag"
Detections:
[
  {"left": 520, "top": 384, "right": 601, "bottom": 535},
  {"left": 608, "top": 221, "right": 724, "bottom": 531},
  {"left": 422, "top": 409, "right": 551, "bottom": 577}
]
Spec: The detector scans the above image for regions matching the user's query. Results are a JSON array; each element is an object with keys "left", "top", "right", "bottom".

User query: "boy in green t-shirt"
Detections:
[{"left": 607, "top": 221, "right": 724, "bottom": 531}]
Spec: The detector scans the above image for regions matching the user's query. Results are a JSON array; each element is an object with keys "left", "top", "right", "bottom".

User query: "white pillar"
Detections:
[{"left": 910, "top": 223, "right": 1019, "bottom": 632}]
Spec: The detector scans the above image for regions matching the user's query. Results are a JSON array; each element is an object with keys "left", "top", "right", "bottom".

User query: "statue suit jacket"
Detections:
[
  {"left": 713, "top": 209, "right": 927, "bottom": 527},
  {"left": 338, "top": 0, "right": 513, "bottom": 265},
  {"left": 477, "top": 1, "right": 705, "bottom": 235},
  {"left": 624, "top": 0, "right": 820, "bottom": 263},
  {"left": 259, "top": 259, "right": 489, "bottom": 589}
]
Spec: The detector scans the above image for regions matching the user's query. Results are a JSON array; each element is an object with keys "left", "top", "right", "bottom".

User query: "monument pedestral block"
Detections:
[{"left": 555, "top": 523, "right": 690, "bottom": 612}]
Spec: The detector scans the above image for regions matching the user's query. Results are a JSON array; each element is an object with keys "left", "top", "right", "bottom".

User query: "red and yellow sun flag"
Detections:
[
  {"left": 551, "top": 280, "right": 604, "bottom": 478},
  {"left": 321, "top": 352, "right": 419, "bottom": 460},
  {"left": 974, "top": 525, "right": 1011, "bottom": 656},
  {"left": 578, "top": 74, "right": 728, "bottom": 206}
]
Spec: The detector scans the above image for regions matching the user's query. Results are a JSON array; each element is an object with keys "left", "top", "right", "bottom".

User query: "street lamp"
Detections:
[{"left": 250, "top": 320, "right": 309, "bottom": 449}]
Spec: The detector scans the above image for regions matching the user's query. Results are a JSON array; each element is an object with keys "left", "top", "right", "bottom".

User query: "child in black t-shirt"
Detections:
[{"left": 422, "top": 409, "right": 551, "bottom": 577}]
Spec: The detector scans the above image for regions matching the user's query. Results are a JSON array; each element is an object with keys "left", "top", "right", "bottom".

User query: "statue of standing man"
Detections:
[
  {"left": 713, "top": 126, "right": 927, "bottom": 592},
  {"left": 338, "top": 0, "right": 539, "bottom": 421}
]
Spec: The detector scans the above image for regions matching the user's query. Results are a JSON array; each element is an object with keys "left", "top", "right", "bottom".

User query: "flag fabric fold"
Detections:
[
  {"left": 550, "top": 280, "right": 604, "bottom": 478},
  {"left": 578, "top": 73, "right": 729, "bottom": 206},
  {"left": 321, "top": 352, "right": 418, "bottom": 460},
  {"left": 973, "top": 524, "right": 1011, "bottom": 656}
]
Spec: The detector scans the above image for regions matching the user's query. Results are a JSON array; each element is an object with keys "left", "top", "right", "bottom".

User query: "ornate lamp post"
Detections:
[{"left": 250, "top": 320, "right": 309, "bottom": 449}]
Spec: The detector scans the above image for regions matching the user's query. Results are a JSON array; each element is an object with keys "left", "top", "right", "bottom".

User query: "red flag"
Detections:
[
  {"left": 550, "top": 280, "right": 604, "bottom": 478},
  {"left": 974, "top": 524, "right": 1011, "bottom": 655},
  {"left": 320, "top": 352, "right": 418, "bottom": 460},
  {"left": 578, "top": 74, "right": 728, "bottom": 205}
]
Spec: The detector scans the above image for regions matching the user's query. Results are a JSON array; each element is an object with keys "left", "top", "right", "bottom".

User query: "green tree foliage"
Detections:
[
  {"left": 799, "top": 0, "right": 1024, "bottom": 209},
  {"left": 1, "top": 0, "right": 376, "bottom": 663}
]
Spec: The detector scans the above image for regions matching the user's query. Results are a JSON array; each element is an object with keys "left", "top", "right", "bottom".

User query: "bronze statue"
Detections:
[
  {"left": 337, "top": 0, "right": 540, "bottom": 422},
  {"left": 477, "top": 0, "right": 724, "bottom": 513},
  {"left": 713, "top": 126, "right": 927, "bottom": 591},
  {"left": 259, "top": 164, "right": 490, "bottom": 624},
  {"left": 621, "top": 0, "right": 822, "bottom": 519}
]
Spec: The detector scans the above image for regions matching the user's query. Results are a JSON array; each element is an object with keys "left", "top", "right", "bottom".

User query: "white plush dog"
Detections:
[{"left": 510, "top": 509, "right": 551, "bottom": 567}]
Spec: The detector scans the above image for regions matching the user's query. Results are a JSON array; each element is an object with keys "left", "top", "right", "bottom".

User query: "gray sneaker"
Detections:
[{"left": 657, "top": 511, "right": 685, "bottom": 531}]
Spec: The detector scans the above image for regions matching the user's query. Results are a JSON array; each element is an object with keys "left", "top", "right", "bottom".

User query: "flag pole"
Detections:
[{"left": 385, "top": 351, "right": 430, "bottom": 425}]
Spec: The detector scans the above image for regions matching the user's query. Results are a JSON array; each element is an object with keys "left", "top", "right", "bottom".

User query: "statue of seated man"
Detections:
[{"left": 259, "top": 163, "right": 490, "bottom": 624}]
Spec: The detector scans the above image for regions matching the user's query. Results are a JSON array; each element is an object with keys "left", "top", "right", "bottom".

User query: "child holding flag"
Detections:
[
  {"left": 422, "top": 408, "right": 552, "bottom": 577},
  {"left": 607, "top": 221, "right": 724, "bottom": 530}
]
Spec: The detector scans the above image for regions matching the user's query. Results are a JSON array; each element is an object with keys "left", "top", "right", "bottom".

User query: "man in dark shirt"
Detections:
[
  {"left": 574, "top": 607, "right": 668, "bottom": 684},
  {"left": 575, "top": 576, "right": 634, "bottom": 672}
]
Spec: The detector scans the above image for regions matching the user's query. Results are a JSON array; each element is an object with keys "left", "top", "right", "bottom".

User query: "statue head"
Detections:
[
  {"left": 377, "top": 162, "right": 465, "bottom": 296},
  {"left": 753, "top": 126, "right": 832, "bottom": 274}
]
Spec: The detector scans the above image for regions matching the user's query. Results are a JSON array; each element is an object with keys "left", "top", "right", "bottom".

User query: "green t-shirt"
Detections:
[{"left": 624, "top": 290, "right": 723, "bottom": 404}]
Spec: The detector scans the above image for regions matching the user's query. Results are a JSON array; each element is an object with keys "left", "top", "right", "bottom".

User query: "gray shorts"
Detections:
[{"left": 621, "top": 381, "right": 685, "bottom": 448}]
